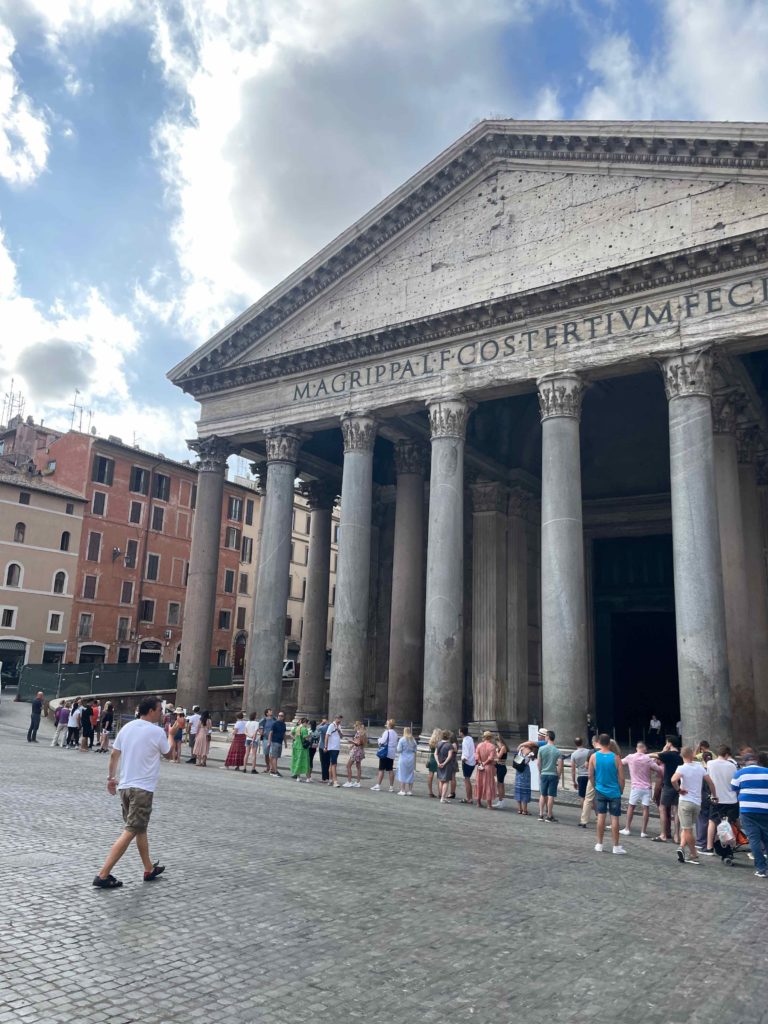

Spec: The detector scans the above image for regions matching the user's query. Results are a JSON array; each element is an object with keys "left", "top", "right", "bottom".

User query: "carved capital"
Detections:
[
  {"left": 427, "top": 396, "right": 471, "bottom": 440},
  {"left": 340, "top": 413, "right": 377, "bottom": 454},
  {"left": 393, "top": 440, "right": 427, "bottom": 477},
  {"left": 712, "top": 393, "right": 738, "bottom": 435},
  {"left": 737, "top": 424, "right": 759, "bottom": 464},
  {"left": 537, "top": 372, "right": 584, "bottom": 421},
  {"left": 508, "top": 486, "right": 532, "bottom": 520},
  {"left": 188, "top": 435, "right": 231, "bottom": 474},
  {"left": 299, "top": 480, "right": 337, "bottom": 511},
  {"left": 659, "top": 350, "right": 713, "bottom": 401},
  {"left": 264, "top": 429, "right": 302, "bottom": 465},
  {"left": 471, "top": 480, "right": 507, "bottom": 514}
]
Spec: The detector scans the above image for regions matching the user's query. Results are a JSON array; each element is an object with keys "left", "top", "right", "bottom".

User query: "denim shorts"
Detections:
[
  {"left": 462, "top": 762, "right": 475, "bottom": 779},
  {"left": 539, "top": 774, "right": 558, "bottom": 798},
  {"left": 595, "top": 793, "right": 622, "bottom": 817}
]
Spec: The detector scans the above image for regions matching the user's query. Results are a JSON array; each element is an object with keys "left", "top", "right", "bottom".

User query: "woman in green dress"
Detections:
[{"left": 291, "top": 717, "right": 311, "bottom": 782}]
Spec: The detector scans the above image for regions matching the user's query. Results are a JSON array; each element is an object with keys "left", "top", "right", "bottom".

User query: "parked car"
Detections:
[{"left": 282, "top": 659, "right": 296, "bottom": 680}]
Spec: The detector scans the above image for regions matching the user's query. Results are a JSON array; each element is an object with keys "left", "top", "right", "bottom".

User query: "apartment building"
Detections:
[{"left": 0, "top": 457, "right": 85, "bottom": 679}]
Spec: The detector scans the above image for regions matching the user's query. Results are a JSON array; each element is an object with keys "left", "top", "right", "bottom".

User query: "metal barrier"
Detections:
[{"left": 17, "top": 662, "right": 232, "bottom": 701}]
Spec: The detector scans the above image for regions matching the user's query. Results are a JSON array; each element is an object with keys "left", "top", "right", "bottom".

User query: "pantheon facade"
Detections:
[{"left": 170, "top": 120, "right": 768, "bottom": 749}]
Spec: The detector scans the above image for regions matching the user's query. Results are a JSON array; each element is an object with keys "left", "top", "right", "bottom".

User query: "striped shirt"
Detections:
[{"left": 731, "top": 765, "right": 768, "bottom": 814}]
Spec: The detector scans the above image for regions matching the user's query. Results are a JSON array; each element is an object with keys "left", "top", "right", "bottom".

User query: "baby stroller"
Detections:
[{"left": 713, "top": 814, "right": 749, "bottom": 866}]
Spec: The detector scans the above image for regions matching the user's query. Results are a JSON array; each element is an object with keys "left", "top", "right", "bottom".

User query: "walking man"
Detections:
[
  {"left": 538, "top": 731, "right": 564, "bottom": 822},
  {"left": 671, "top": 746, "right": 716, "bottom": 866},
  {"left": 620, "top": 741, "right": 663, "bottom": 838},
  {"left": 27, "top": 691, "right": 44, "bottom": 743},
  {"left": 324, "top": 715, "right": 343, "bottom": 788},
  {"left": 590, "top": 733, "right": 627, "bottom": 855},
  {"left": 459, "top": 727, "right": 476, "bottom": 805},
  {"left": 731, "top": 750, "right": 768, "bottom": 878},
  {"left": 93, "top": 695, "right": 171, "bottom": 889}
]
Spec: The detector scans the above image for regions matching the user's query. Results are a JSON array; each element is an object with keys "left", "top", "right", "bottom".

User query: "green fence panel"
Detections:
[{"left": 17, "top": 662, "right": 234, "bottom": 700}]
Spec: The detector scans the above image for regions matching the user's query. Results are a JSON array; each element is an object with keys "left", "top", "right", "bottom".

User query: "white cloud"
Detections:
[
  {"left": 0, "top": 24, "right": 48, "bottom": 184},
  {"left": 579, "top": 0, "right": 768, "bottom": 121}
]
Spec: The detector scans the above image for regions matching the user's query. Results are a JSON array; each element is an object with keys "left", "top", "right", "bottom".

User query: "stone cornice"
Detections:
[{"left": 179, "top": 228, "right": 768, "bottom": 399}]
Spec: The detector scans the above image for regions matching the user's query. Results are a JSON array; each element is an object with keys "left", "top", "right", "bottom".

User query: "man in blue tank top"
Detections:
[{"left": 589, "top": 733, "right": 627, "bottom": 855}]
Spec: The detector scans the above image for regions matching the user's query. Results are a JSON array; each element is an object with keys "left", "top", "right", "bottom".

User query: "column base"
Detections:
[{"left": 469, "top": 720, "right": 529, "bottom": 744}]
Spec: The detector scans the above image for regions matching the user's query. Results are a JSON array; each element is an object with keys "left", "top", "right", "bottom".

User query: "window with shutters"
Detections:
[
  {"left": 91, "top": 455, "right": 114, "bottom": 485},
  {"left": 83, "top": 575, "right": 97, "bottom": 599},
  {"left": 86, "top": 532, "right": 101, "bottom": 562},
  {"left": 129, "top": 501, "right": 143, "bottom": 525},
  {"left": 92, "top": 491, "right": 106, "bottom": 516},
  {"left": 145, "top": 554, "right": 160, "bottom": 581},
  {"left": 129, "top": 466, "right": 150, "bottom": 494},
  {"left": 125, "top": 539, "right": 138, "bottom": 568},
  {"left": 120, "top": 581, "right": 134, "bottom": 604}
]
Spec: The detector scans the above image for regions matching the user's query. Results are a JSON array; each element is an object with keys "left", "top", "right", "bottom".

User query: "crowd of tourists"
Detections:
[{"left": 26, "top": 692, "right": 768, "bottom": 884}]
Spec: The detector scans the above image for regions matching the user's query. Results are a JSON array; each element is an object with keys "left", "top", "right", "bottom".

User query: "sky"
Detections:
[{"left": 0, "top": 0, "right": 767, "bottom": 461}]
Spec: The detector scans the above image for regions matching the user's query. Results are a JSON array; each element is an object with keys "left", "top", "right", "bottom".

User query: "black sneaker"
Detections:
[
  {"left": 251, "top": 769, "right": 258, "bottom": 774},
  {"left": 143, "top": 862, "right": 165, "bottom": 882},
  {"left": 577, "top": 823, "right": 588, "bottom": 829},
  {"left": 676, "top": 848, "right": 685, "bottom": 863},
  {"left": 92, "top": 874, "right": 123, "bottom": 889}
]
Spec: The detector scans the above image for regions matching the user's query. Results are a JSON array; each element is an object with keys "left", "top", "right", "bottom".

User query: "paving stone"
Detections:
[{"left": 2, "top": 699, "right": 767, "bottom": 1024}]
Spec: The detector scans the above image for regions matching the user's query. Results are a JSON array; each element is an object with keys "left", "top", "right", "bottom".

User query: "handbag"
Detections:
[
  {"left": 512, "top": 753, "right": 528, "bottom": 773},
  {"left": 376, "top": 730, "right": 390, "bottom": 759},
  {"left": 301, "top": 732, "right": 311, "bottom": 749}
]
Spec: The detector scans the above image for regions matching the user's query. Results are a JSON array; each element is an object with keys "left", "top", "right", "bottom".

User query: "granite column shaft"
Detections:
[
  {"left": 296, "top": 483, "right": 335, "bottom": 718},
  {"left": 738, "top": 431, "right": 768, "bottom": 745}
]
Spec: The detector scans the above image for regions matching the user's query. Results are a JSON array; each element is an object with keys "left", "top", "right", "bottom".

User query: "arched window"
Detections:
[
  {"left": 5, "top": 563, "right": 22, "bottom": 587},
  {"left": 53, "top": 571, "right": 66, "bottom": 595},
  {"left": 60, "top": 531, "right": 70, "bottom": 552},
  {"left": 14, "top": 522, "right": 25, "bottom": 543}
]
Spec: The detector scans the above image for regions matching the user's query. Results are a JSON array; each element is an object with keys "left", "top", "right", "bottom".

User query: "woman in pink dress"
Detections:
[
  {"left": 193, "top": 711, "right": 211, "bottom": 766},
  {"left": 474, "top": 731, "right": 497, "bottom": 810}
]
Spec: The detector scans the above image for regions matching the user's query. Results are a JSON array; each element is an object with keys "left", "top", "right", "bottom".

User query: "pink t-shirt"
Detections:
[{"left": 622, "top": 752, "right": 662, "bottom": 789}]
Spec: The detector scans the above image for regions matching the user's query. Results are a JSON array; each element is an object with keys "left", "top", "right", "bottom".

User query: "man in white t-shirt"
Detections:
[
  {"left": 671, "top": 746, "right": 716, "bottom": 866},
  {"left": 703, "top": 745, "right": 739, "bottom": 856},
  {"left": 324, "top": 715, "right": 343, "bottom": 788},
  {"left": 186, "top": 705, "right": 201, "bottom": 763},
  {"left": 93, "top": 695, "right": 171, "bottom": 889},
  {"left": 459, "top": 727, "right": 476, "bottom": 805}
]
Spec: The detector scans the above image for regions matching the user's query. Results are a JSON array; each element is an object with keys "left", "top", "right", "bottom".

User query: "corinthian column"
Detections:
[
  {"left": 246, "top": 429, "right": 302, "bottom": 714},
  {"left": 538, "top": 371, "right": 588, "bottom": 746},
  {"left": 328, "top": 413, "right": 377, "bottom": 722},
  {"left": 296, "top": 482, "right": 336, "bottom": 718},
  {"left": 422, "top": 397, "right": 470, "bottom": 734},
  {"left": 738, "top": 426, "right": 768, "bottom": 745},
  {"left": 470, "top": 481, "right": 508, "bottom": 732},
  {"left": 712, "top": 397, "right": 755, "bottom": 743},
  {"left": 506, "top": 487, "right": 530, "bottom": 732},
  {"left": 387, "top": 441, "right": 426, "bottom": 725},
  {"left": 660, "top": 351, "right": 731, "bottom": 748},
  {"left": 755, "top": 454, "right": 768, "bottom": 741},
  {"left": 177, "top": 436, "right": 230, "bottom": 709}
]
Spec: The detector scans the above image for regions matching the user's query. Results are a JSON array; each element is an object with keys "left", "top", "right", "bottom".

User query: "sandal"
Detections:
[
  {"left": 92, "top": 874, "right": 123, "bottom": 889},
  {"left": 143, "top": 862, "right": 166, "bottom": 882},
  {"left": 651, "top": 836, "right": 668, "bottom": 843}
]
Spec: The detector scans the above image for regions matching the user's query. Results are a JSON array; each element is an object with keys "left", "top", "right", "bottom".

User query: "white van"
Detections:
[{"left": 282, "top": 659, "right": 296, "bottom": 679}]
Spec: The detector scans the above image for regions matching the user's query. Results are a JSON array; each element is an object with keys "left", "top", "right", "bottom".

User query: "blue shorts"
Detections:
[
  {"left": 596, "top": 794, "right": 622, "bottom": 817},
  {"left": 539, "top": 774, "right": 559, "bottom": 798},
  {"left": 328, "top": 750, "right": 339, "bottom": 765}
]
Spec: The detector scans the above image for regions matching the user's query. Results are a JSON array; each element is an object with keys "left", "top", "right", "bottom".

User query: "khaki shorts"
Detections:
[
  {"left": 677, "top": 799, "right": 699, "bottom": 830},
  {"left": 119, "top": 788, "right": 154, "bottom": 833}
]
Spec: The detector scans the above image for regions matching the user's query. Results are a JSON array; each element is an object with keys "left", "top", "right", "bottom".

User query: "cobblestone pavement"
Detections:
[{"left": 2, "top": 700, "right": 767, "bottom": 1024}]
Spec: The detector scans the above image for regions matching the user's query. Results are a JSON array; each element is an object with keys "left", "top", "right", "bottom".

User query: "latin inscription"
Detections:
[{"left": 292, "top": 276, "right": 768, "bottom": 403}]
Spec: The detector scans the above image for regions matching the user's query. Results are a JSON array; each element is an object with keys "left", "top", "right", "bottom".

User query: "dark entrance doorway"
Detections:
[{"left": 593, "top": 535, "right": 679, "bottom": 744}]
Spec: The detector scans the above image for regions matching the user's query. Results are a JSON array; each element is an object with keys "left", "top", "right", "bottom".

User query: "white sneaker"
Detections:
[
  {"left": 405, "top": 791, "right": 413, "bottom": 796},
  {"left": 640, "top": 832, "right": 650, "bottom": 838},
  {"left": 612, "top": 845, "right": 627, "bottom": 855},
  {"left": 389, "top": 786, "right": 395, "bottom": 793},
  {"left": 332, "top": 782, "right": 340, "bottom": 788},
  {"left": 342, "top": 782, "right": 354, "bottom": 787},
  {"left": 352, "top": 782, "right": 361, "bottom": 788},
  {"left": 370, "top": 784, "right": 381, "bottom": 791},
  {"left": 594, "top": 843, "right": 603, "bottom": 853},
  {"left": 397, "top": 790, "right": 406, "bottom": 796},
  {"left": 619, "top": 828, "right": 631, "bottom": 836}
]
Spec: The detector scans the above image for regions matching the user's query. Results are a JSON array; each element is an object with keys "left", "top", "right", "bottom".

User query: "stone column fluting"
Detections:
[
  {"left": 755, "top": 453, "right": 768, "bottom": 741},
  {"left": 246, "top": 429, "right": 302, "bottom": 714},
  {"left": 327, "top": 413, "right": 377, "bottom": 723},
  {"left": 660, "top": 351, "right": 731, "bottom": 748},
  {"left": 296, "top": 481, "right": 336, "bottom": 719},
  {"left": 470, "top": 481, "right": 508, "bottom": 732},
  {"left": 712, "top": 395, "right": 755, "bottom": 743},
  {"left": 176, "top": 436, "right": 230, "bottom": 710},
  {"left": 422, "top": 397, "right": 471, "bottom": 734},
  {"left": 538, "top": 371, "right": 589, "bottom": 746},
  {"left": 387, "top": 441, "right": 427, "bottom": 726},
  {"left": 506, "top": 487, "right": 530, "bottom": 734},
  {"left": 737, "top": 425, "right": 768, "bottom": 745}
]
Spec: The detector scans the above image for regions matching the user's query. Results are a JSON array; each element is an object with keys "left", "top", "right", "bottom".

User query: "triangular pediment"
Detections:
[{"left": 169, "top": 119, "right": 768, "bottom": 394}]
